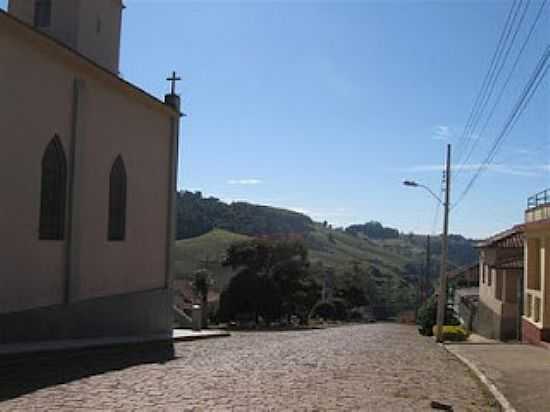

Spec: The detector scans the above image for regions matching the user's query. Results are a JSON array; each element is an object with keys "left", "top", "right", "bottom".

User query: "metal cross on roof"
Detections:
[{"left": 166, "top": 71, "right": 181, "bottom": 95}]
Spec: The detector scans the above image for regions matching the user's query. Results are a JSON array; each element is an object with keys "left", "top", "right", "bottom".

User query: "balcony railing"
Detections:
[{"left": 528, "top": 189, "right": 550, "bottom": 209}]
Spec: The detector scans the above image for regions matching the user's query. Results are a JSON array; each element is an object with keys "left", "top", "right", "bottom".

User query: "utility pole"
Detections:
[
  {"left": 436, "top": 144, "right": 451, "bottom": 343},
  {"left": 424, "top": 235, "right": 431, "bottom": 301}
]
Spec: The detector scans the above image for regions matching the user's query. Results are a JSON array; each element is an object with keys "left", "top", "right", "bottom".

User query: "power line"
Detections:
[
  {"left": 455, "top": 50, "right": 550, "bottom": 206},
  {"left": 455, "top": 0, "right": 532, "bottom": 179},
  {"left": 453, "top": 46, "right": 550, "bottom": 208},
  {"left": 454, "top": 0, "right": 523, "bottom": 166},
  {"left": 465, "top": 1, "right": 530, "bottom": 139},
  {"left": 457, "top": 0, "right": 547, "bottom": 180}
]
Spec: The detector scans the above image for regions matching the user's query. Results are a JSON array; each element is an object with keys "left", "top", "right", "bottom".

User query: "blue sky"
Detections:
[{"left": 2, "top": 0, "right": 549, "bottom": 238}]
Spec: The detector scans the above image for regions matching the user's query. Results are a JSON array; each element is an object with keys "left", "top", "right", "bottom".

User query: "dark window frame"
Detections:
[
  {"left": 108, "top": 155, "right": 127, "bottom": 241},
  {"left": 39, "top": 135, "right": 67, "bottom": 240},
  {"left": 34, "top": 0, "right": 52, "bottom": 28}
]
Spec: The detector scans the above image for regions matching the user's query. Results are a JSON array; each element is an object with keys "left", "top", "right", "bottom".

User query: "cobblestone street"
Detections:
[{"left": 0, "top": 324, "right": 495, "bottom": 411}]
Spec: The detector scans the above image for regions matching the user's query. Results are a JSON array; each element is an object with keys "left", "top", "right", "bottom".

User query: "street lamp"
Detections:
[
  {"left": 402, "top": 180, "right": 443, "bottom": 205},
  {"left": 403, "top": 144, "right": 451, "bottom": 344}
]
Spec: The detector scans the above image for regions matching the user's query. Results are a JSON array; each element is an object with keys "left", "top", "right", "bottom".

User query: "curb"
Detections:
[{"left": 444, "top": 345, "right": 516, "bottom": 412}]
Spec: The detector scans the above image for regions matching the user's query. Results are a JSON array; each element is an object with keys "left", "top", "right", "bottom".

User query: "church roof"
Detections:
[{"left": 0, "top": 9, "right": 180, "bottom": 118}]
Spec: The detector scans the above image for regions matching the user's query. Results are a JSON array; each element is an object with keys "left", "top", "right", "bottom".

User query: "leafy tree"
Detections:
[
  {"left": 219, "top": 239, "right": 319, "bottom": 324},
  {"left": 218, "top": 269, "right": 281, "bottom": 324},
  {"left": 345, "top": 221, "right": 399, "bottom": 239}
]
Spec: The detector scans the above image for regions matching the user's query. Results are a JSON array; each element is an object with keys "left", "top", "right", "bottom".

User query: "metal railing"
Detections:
[{"left": 527, "top": 189, "right": 550, "bottom": 209}]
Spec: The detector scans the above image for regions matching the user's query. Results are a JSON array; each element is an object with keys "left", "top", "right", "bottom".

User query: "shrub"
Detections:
[
  {"left": 310, "top": 299, "right": 348, "bottom": 321},
  {"left": 310, "top": 301, "right": 336, "bottom": 320},
  {"left": 417, "top": 295, "right": 437, "bottom": 335},
  {"left": 331, "top": 298, "right": 349, "bottom": 321},
  {"left": 417, "top": 294, "right": 460, "bottom": 336},
  {"left": 431, "top": 325, "right": 470, "bottom": 342}
]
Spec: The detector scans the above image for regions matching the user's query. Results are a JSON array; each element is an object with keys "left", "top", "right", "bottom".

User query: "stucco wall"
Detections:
[
  {"left": 0, "top": 24, "right": 72, "bottom": 313},
  {"left": 0, "top": 14, "right": 173, "bottom": 314},
  {"left": 73, "top": 77, "right": 171, "bottom": 301},
  {"left": 8, "top": 0, "right": 122, "bottom": 72},
  {"left": 76, "top": 0, "right": 122, "bottom": 73},
  {"left": 478, "top": 255, "right": 521, "bottom": 340},
  {"left": 524, "top": 231, "right": 550, "bottom": 329}
]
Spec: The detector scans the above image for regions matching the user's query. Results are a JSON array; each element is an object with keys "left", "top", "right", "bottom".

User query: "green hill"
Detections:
[
  {"left": 305, "top": 223, "right": 408, "bottom": 275},
  {"left": 175, "top": 225, "right": 413, "bottom": 293},
  {"left": 174, "top": 229, "right": 251, "bottom": 290},
  {"left": 174, "top": 191, "right": 477, "bottom": 298}
]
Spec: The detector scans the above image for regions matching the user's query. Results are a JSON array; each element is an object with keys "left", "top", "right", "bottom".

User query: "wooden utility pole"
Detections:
[
  {"left": 424, "top": 235, "right": 431, "bottom": 301},
  {"left": 436, "top": 144, "right": 451, "bottom": 343}
]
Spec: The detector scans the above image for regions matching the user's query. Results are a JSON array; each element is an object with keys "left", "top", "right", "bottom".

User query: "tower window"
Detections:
[
  {"left": 39, "top": 136, "right": 67, "bottom": 240},
  {"left": 34, "top": 0, "right": 52, "bottom": 28},
  {"left": 108, "top": 155, "right": 127, "bottom": 241}
]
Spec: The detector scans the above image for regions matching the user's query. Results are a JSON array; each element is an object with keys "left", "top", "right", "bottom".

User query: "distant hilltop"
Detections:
[{"left": 175, "top": 190, "right": 477, "bottom": 269}]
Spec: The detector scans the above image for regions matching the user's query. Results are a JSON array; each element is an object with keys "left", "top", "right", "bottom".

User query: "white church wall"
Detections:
[
  {"left": 0, "top": 10, "right": 173, "bottom": 314},
  {"left": 76, "top": 0, "right": 123, "bottom": 73},
  {"left": 73, "top": 77, "right": 171, "bottom": 302},
  {"left": 0, "top": 21, "right": 73, "bottom": 313}
]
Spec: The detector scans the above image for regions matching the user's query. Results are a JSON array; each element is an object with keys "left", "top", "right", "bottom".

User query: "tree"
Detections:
[
  {"left": 220, "top": 239, "right": 319, "bottom": 324},
  {"left": 192, "top": 269, "right": 213, "bottom": 328},
  {"left": 345, "top": 221, "right": 399, "bottom": 239}
]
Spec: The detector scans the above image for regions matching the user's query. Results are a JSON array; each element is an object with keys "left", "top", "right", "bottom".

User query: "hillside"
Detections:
[
  {"left": 174, "top": 225, "right": 412, "bottom": 293},
  {"left": 176, "top": 191, "right": 312, "bottom": 240},
  {"left": 174, "top": 191, "right": 477, "bottom": 295},
  {"left": 174, "top": 229, "right": 252, "bottom": 290}
]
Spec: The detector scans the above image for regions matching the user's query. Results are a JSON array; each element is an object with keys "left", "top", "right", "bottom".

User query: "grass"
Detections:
[
  {"left": 174, "top": 229, "right": 251, "bottom": 290},
  {"left": 175, "top": 225, "right": 416, "bottom": 292}
]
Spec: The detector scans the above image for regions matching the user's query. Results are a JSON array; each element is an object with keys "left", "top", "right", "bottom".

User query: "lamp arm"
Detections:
[{"left": 418, "top": 184, "right": 444, "bottom": 205}]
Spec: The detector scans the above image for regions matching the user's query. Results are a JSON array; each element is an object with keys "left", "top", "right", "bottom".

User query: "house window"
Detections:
[
  {"left": 495, "top": 270, "right": 503, "bottom": 301},
  {"left": 39, "top": 136, "right": 67, "bottom": 240},
  {"left": 108, "top": 155, "right": 127, "bottom": 241},
  {"left": 34, "top": 0, "right": 52, "bottom": 28},
  {"left": 527, "top": 239, "right": 541, "bottom": 290}
]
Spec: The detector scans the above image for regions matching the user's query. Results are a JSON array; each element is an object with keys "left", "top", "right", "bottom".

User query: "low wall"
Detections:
[
  {"left": 476, "top": 301, "right": 502, "bottom": 340},
  {"left": 522, "top": 318, "right": 550, "bottom": 345},
  {"left": 0, "top": 288, "right": 173, "bottom": 344}
]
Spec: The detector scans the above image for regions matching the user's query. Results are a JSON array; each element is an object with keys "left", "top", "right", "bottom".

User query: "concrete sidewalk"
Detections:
[
  {"left": 446, "top": 339, "right": 550, "bottom": 412},
  {"left": 0, "top": 328, "right": 230, "bottom": 356}
]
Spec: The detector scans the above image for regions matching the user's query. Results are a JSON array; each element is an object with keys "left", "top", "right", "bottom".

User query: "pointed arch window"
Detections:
[
  {"left": 39, "top": 136, "right": 67, "bottom": 240},
  {"left": 108, "top": 155, "right": 127, "bottom": 241}
]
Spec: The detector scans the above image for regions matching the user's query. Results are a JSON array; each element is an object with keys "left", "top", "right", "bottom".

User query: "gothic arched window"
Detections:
[
  {"left": 108, "top": 155, "right": 127, "bottom": 241},
  {"left": 39, "top": 136, "right": 67, "bottom": 240}
]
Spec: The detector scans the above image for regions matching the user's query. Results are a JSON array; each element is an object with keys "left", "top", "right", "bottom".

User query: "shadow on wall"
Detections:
[
  {"left": 0, "top": 341, "right": 175, "bottom": 402},
  {"left": 475, "top": 300, "right": 518, "bottom": 341}
]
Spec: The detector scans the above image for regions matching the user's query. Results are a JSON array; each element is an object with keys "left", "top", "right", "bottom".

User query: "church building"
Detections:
[{"left": 0, "top": 0, "right": 181, "bottom": 345}]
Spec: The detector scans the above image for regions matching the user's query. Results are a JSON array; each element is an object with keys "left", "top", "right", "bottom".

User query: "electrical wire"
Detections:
[
  {"left": 454, "top": 0, "right": 524, "bottom": 166},
  {"left": 453, "top": 46, "right": 550, "bottom": 208},
  {"left": 456, "top": 0, "right": 547, "bottom": 182}
]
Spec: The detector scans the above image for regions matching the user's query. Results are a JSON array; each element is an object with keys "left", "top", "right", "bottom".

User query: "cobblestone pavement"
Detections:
[{"left": 0, "top": 324, "right": 496, "bottom": 411}]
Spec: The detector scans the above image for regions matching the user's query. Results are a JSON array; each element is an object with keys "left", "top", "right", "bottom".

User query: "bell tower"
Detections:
[{"left": 8, "top": 0, "right": 124, "bottom": 74}]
